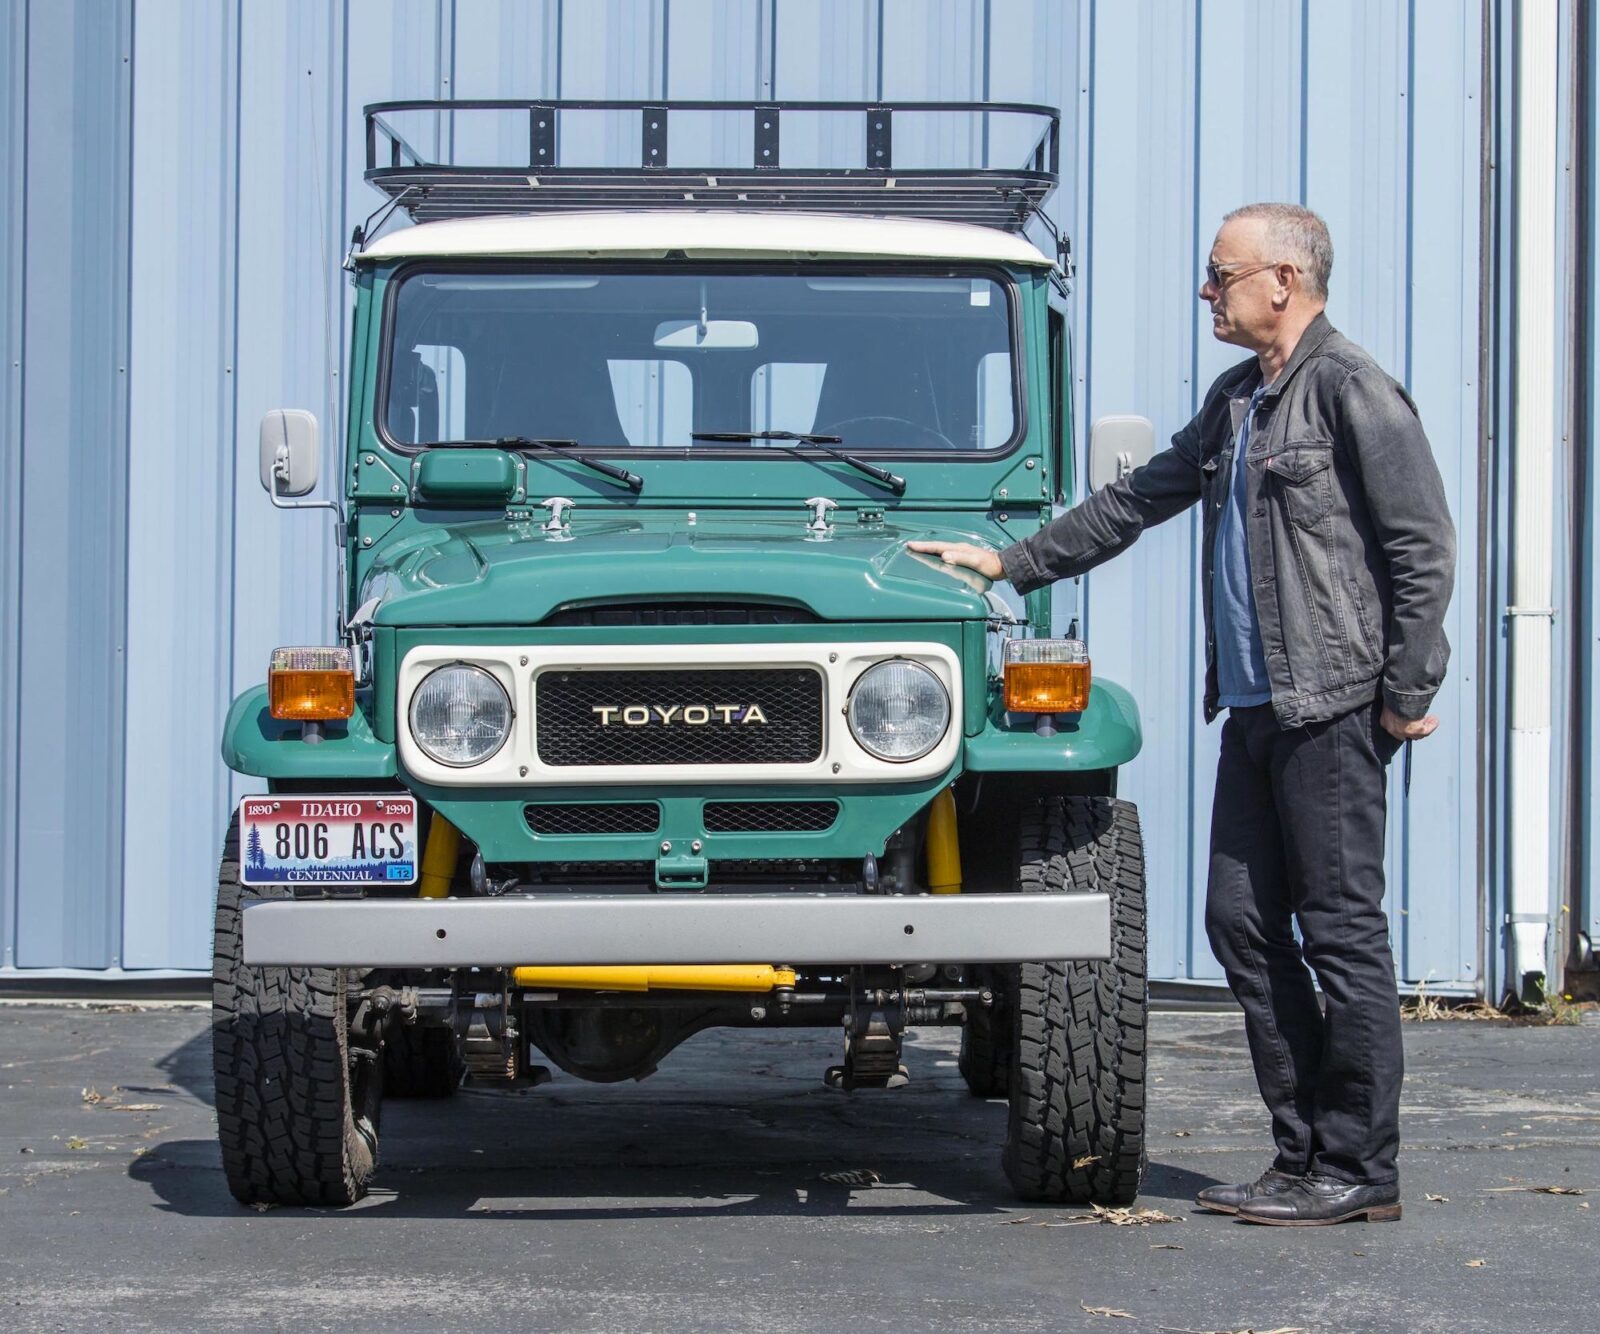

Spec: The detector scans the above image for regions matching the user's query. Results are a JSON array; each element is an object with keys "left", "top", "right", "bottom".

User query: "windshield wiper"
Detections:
[
  {"left": 691, "top": 430, "right": 906, "bottom": 497},
  {"left": 494, "top": 436, "right": 644, "bottom": 493},
  {"left": 424, "top": 436, "right": 644, "bottom": 493}
]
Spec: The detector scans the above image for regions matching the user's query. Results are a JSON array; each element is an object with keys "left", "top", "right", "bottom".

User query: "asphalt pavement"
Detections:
[{"left": 1, "top": 1000, "right": 1596, "bottom": 1333}]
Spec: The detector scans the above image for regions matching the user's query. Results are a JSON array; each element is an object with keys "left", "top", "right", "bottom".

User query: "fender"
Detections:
[
  {"left": 963, "top": 678, "right": 1142, "bottom": 774},
  {"left": 221, "top": 685, "right": 397, "bottom": 780}
]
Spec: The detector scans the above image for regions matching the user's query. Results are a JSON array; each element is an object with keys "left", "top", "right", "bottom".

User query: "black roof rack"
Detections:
[{"left": 361, "top": 100, "right": 1060, "bottom": 233}]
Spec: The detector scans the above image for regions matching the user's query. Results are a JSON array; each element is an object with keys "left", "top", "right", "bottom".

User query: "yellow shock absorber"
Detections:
[
  {"left": 511, "top": 965, "right": 797, "bottom": 993},
  {"left": 925, "top": 786, "right": 963, "bottom": 894},
  {"left": 418, "top": 810, "right": 461, "bottom": 899}
]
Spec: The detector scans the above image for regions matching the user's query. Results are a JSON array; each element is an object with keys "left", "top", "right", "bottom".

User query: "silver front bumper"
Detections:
[{"left": 241, "top": 893, "right": 1111, "bottom": 968}]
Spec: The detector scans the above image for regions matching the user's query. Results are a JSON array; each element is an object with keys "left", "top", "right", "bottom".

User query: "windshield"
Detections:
[{"left": 382, "top": 267, "right": 1020, "bottom": 453}]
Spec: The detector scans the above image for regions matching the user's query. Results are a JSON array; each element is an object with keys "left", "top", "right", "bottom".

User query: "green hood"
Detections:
[{"left": 361, "top": 513, "right": 1011, "bottom": 626}]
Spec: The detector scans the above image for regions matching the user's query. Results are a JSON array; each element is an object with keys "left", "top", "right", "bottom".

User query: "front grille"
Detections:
[
  {"left": 535, "top": 667, "right": 824, "bottom": 767},
  {"left": 525, "top": 802, "right": 660, "bottom": 836},
  {"left": 703, "top": 800, "right": 839, "bottom": 833}
]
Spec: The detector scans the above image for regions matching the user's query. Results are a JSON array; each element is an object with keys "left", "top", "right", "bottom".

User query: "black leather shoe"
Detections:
[
  {"left": 1194, "top": 1168, "right": 1300, "bottom": 1215},
  {"left": 1235, "top": 1171, "right": 1402, "bottom": 1226}
]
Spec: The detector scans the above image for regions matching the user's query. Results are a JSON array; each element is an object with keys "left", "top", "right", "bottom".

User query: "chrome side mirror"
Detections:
[{"left": 1087, "top": 415, "right": 1156, "bottom": 492}]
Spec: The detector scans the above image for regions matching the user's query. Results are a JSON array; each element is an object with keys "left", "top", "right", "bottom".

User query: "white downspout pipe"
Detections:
[{"left": 1507, "top": 0, "right": 1559, "bottom": 1001}]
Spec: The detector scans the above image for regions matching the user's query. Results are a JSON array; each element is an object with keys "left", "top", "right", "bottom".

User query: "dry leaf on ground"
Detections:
[
  {"left": 1080, "top": 1302, "right": 1133, "bottom": 1319},
  {"left": 79, "top": 1086, "right": 103, "bottom": 1106},
  {"left": 64, "top": 1136, "right": 88, "bottom": 1150},
  {"left": 1485, "top": 1185, "right": 1585, "bottom": 1195},
  {"left": 1424, "top": 1193, "right": 1449, "bottom": 1202},
  {"left": 818, "top": 1168, "right": 880, "bottom": 1187},
  {"left": 1171, "top": 1130, "right": 1193, "bottom": 1137},
  {"left": 1007, "top": 1203, "right": 1182, "bottom": 1228},
  {"left": 1464, "top": 1259, "right": 1487, "bottom": 1268},
  {"left": 1080, "top": 1203, "right": 1182, "bottom": 1226}
]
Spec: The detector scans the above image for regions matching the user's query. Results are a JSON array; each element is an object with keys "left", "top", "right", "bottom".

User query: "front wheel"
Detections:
[
  {"left": 1001, "top": 795, "right": 1148, "bottom": 1205},
  {"left": 212, "top": 816, "right": 382, "bottom": 1206}
]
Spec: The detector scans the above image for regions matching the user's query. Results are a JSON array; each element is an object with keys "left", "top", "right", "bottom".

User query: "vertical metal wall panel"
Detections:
[
  {"left": 774, "top": 0, "right": 879, "bottom": 167},
  {"left": 344, "top": 0, "right": 451, "bottom": 191},
  {"left": 452, "top": 0, "right": 560, "bottom": 98},
  {"left": 1585, "top": 0, "right": 1599, "bottom": 968},
  {"left": 1073, "top": 0, "right": 1481, "bottom": 988},
  {"left": 1180, "top": 0, "right": 1306, "bottom": 984},
  {"left": 1076, "top": 0, "right": 1207, "bottom": 982},
  {"left": 120, "top": 0, "right": 241, "bottom": 970},
  {"left": 661, "top": 0, "right": 766, "bottom": 97},
  {"left": 1297, "top": 0, "right": 1479, "bottom": 990},
  {"left": 450, "top": 0, "right": 561, "bottom": 161},
  {"left": 13, "top": 1, "right": 133, "bottom": 968},
  {"left": 341, "top": 0, "right": 451, "bottom": 439},
  {"left": 1394, "top": 0, "right": 1483, "bottom": 990},
  {"left": 228, "top": 1, "right": 346, "bottom": 802},
  {"left": 0, "top": 1, "right": 25, "bottom": 968},
  {"left": 659, "top": 0, "right": 767, "bottom": 166},
  {"left": 557, "top": 0, "right": 665, "bottom": 168},
  {"left": 0, "top": 0, "right": 1491, "bottom": 975}
]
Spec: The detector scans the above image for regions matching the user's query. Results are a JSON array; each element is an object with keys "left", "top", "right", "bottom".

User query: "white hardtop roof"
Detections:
[{"left": 356, "top": 210, "right": 1054, "bottom": 268}]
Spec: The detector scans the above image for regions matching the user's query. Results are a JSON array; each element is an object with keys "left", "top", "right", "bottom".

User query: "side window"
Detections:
[
  {"left": 751, "top": 362, "right": 827, "bottom": 435},
  {"left": 974, "top": 351, "right": 1014, "bottom": 449},
  {"left": 607, "top": 360, "right": 693, "bottom": 446},
  {"left": 390, "top": 344, "right": 466, "bottom": 444}
]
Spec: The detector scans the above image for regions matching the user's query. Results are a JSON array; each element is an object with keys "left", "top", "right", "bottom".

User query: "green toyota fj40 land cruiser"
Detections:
[{"left": 216, "top": 100, "right": 1152, "bottom": 1209}]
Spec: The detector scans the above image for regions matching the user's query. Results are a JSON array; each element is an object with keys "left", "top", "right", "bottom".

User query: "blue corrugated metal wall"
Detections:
[
  {"left": 1079, "top": 0, "right": 1483, "bottom": 990},
  {"left": 1578, "top": 0, "right": 1598, "bottom": 978},
  {"left": 0, "top": 0, "right": 1493, "bottom": 983}
]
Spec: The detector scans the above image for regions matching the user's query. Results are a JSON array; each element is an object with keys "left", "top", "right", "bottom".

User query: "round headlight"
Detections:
[
  {"left": 409, "top": 664, "right": 513, "bottom": 767},
  {"left": 846, "top": 659, "right": 951, "bottom": 762}
]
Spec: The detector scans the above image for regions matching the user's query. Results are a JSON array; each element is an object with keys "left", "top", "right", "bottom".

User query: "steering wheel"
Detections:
[{"left": 819, "top": 415, "right": 960, "bottom": 450}]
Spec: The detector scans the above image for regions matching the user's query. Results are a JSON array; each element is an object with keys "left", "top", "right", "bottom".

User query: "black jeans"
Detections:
[{"left": 1205, "top": 699, "right": 1405, "bottom": 1186}]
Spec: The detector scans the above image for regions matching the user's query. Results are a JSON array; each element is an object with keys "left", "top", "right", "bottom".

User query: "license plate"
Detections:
[{"left": 238, "top": 795, "right": 419, "bottom": 887}]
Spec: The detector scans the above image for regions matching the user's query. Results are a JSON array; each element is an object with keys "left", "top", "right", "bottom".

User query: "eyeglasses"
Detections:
[{"left": 1204, "top": 260, "right": 1286, "bottom": 289}]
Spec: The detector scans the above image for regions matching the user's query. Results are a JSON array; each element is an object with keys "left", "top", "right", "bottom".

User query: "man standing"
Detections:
[{"left": 911, "top": 204, "right": 1455, "bottom": 1226}]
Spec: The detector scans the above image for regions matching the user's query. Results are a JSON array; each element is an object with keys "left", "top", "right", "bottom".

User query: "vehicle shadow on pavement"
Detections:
[
  {"left": 129, "top": 1133, "right": 1222, "bottom": 1222},
  {"left": 132, "top": 1027, "right": 1222, "bottom": 1220}
]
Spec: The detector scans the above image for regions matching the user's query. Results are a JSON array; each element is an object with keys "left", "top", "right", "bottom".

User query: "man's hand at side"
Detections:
[
  {"left": 1380, "top": 705, "right": 1438, "bottom": 742},
  {"left": 906, "top": 540, "right": 1004, "bottom": 581}
]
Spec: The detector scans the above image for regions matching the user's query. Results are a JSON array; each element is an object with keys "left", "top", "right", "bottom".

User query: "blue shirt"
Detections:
[{"left": 1213, "top": 383, "right": 1272, "bottom": 709}]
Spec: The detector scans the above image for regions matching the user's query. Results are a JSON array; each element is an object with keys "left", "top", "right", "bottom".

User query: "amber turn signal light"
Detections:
[
  {"left": 1003, "top": 638, "right": 1091, "bottom": 714},
  {"left": 268, "top": 646, "right": 356, "bottom": 721}
]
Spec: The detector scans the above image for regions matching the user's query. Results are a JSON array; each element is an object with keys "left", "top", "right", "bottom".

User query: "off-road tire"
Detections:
[
  {"left": 382, "top": 1021, "right": 464, "bottom": 1098},
  {"left": 1002, "top": 795, "right": 1147, "bottom": 1205},
  {"left": 212, "top": 815, "right": 381, "bottom": 1206},
  {"left": 958, "top": 964, "right": 1011, "bottom": 1097}
]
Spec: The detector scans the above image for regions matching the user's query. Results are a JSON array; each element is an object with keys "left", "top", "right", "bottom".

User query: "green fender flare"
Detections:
[
  {"left": 963, "top": 678, "right": 1142, "bottom": 773},
  {"left": 220, "top": 685, "right": 397, "bottom": 780}
]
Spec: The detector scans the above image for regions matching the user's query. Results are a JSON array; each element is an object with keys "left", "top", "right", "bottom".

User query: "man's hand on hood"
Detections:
[{"left": 906, "top": 540, "right": 1004, "bottom": 582}]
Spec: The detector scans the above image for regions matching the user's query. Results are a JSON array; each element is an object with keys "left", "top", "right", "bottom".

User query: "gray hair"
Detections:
[{"left": 1223, "top": 202, "right": 1333, "bottom": 301}]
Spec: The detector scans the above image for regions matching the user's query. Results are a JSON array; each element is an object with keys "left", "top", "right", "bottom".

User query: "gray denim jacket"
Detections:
[{"left": 1000, "top": 314, "right": 1456, "bottom": 727}]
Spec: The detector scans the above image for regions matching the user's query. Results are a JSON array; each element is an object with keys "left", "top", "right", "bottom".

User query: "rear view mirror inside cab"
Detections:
[{"left": 653, "top": 319, "right": 760, "bottom": 350}]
